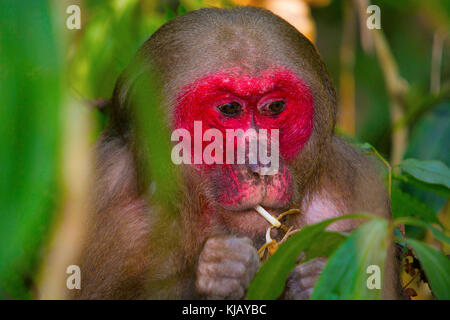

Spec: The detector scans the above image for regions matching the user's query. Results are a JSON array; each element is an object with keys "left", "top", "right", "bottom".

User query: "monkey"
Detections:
[{"left": 72, "top": 6, "right": 403, "bottom": 300}]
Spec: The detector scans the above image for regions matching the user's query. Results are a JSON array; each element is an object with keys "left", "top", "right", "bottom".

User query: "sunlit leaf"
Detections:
[{"left": 406, "top": 239, "right": 450, "bottom": 300}]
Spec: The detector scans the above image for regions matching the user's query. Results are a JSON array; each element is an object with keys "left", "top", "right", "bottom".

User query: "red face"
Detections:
[{"left": 173, "top": 67, "right": 314, "bottom": 231}]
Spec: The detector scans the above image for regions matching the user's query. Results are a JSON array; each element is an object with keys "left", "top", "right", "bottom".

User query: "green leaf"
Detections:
[
  {"left": 391, "top": 185, "right": 442, "bottom": 226},
  {"left": 133, "top": 68, "right": 178, "bottom": 214},
  {"left": 393, "top": 172, "right": 450, "bottom": 197},
  {"left": 164, "top": 4, "right": 177, "bottom": 20},
  {"left": 303, "top": 231, "right": 348, "bottom": 262},
  {"left": 246, "top": 214, "right": 374, "bottom": 300},
  {"left": 399, "top": 159, "right": 450, "bottom": 189},
  {"left": 355, "top": 142, "right": 374, "bottom": 153},
  {"left": 396, "top": 217, "right": 450, "bottom": 244},
  {"left": 312, "top": 219, "right": 389, "bottom": 300},
  {"left": 406, "top": 239, "right": 450, "bottom": 300},
  {"left": 0, "top": 1, "right": 62, "bottom": 298},
  {"left": 177, "top": 4, "right": 188, "bottom": 15},
  {"left": 401, "top": 102, "right": 450, "bottom": 210}
]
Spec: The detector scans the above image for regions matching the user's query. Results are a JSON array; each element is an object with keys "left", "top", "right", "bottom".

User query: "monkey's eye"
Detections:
[
  {"left": 217, "top": 102, "right": 242, "bottom": 116},
  {"left": 261, "top": 100, "right": 286, "bottom": 115}
]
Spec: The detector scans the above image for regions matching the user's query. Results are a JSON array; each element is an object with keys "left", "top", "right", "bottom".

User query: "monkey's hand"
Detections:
[
  {"left": 196, "top": 236, "right": 260, "bottom": 299},
  {"left": 284, "top": 257, "right": 327, "bottom": 300}
]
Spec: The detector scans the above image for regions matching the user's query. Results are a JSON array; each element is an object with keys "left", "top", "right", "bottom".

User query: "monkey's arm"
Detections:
[
  {"left": 72, "top": 199, "right": 203, "bottom": 300},
  {"left": 71, "top": 201, "right": 152, "bottom": 299},
  {"left": 70, "top": 136, "right": 191, "bottom": 299}
]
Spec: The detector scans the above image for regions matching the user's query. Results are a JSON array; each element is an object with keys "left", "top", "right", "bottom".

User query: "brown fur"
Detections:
[{"left": 72, "top": 7, "right": 402, "bottom": 299}]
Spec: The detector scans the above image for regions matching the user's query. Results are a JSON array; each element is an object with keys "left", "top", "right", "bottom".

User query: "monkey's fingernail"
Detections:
[{"left": 255, "top": 205, "right": 281, "bottom": 228}]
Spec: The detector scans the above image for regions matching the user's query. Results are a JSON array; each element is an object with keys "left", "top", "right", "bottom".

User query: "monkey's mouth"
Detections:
[
  {"left": 206, "top": 162, "right": 293, "bottom": 214},
  {"left": 217, "top": 204, "right": 288, "bottom": 236},
  {"left": 219, "top": 200, "right": 288, "bottom": 214},
  {"left": 215, "top": 181, "right": 292, "bottom": 212},
  {"left": 222, "top": 203, "right": 285, "bottom": 214}
]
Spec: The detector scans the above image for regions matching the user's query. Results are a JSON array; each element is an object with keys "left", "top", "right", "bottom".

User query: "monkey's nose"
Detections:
[
  {"left": 248, "top": 163, "right": 272, "bottom": 176},
  {"left": 248, "top": 161, "right": 274, "bottom": 177},
  {"left": 248, "top": 163, "right": 261, "bottom": 175}
]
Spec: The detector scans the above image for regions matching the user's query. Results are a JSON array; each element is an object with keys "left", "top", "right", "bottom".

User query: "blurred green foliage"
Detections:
[{"left": 0, "top": 1, "right": 63, "bottom": 298}]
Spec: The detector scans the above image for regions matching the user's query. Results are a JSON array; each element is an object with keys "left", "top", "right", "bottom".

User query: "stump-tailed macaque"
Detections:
[{"left": 73, "top": 6, "right": 402, "bottom": 299}]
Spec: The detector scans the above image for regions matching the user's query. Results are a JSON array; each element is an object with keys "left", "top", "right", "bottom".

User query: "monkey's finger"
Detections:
[
  {"left": 199, "top": 246, "right": 259, "bottom": 272},
  {"left": 204, "top": 236, "right": 254, "bottom": 251},
  {"left": 298, "top": 273, "right": 322, "bottom": 290},
  {"left": 285, "top": 286, "right": 314, "bottom": 300},
  {"left": 196, "top": 276, "right": 244, "bottom": 299},
  {"left": 197, "top": 260, "right": 247, "bottom": 279},
  {"left": 201, "top": 239, "right": 257, "bottom": 264},
  {"left": 291, "top": 257, "right": 327, "bottom": 279}
]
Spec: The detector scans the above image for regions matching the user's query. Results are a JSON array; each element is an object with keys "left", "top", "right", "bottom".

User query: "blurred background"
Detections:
[{"left": 0, "top": 0, "right": 448, "bottom": 299}]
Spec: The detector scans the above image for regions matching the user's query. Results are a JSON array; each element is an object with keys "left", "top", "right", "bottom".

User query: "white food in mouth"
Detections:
[{"left": 254, "top": 205, "right": 281, "bottom": 228}]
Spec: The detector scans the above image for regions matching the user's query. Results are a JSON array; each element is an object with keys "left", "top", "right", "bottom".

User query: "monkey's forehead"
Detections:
[
  {"left": 176, "top": 67, "right": 312, "bottom": 101},
  {"left": 143, "top": 8, "right": 318, "bottom": 93},
  {"left": 120, "top": 7, "right": 332, "bottom": 120}
]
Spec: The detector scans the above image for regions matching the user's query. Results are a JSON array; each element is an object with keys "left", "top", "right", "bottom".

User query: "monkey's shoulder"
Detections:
[{"left": 301, "top": 137, "right": 391, "bottom": 227}]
